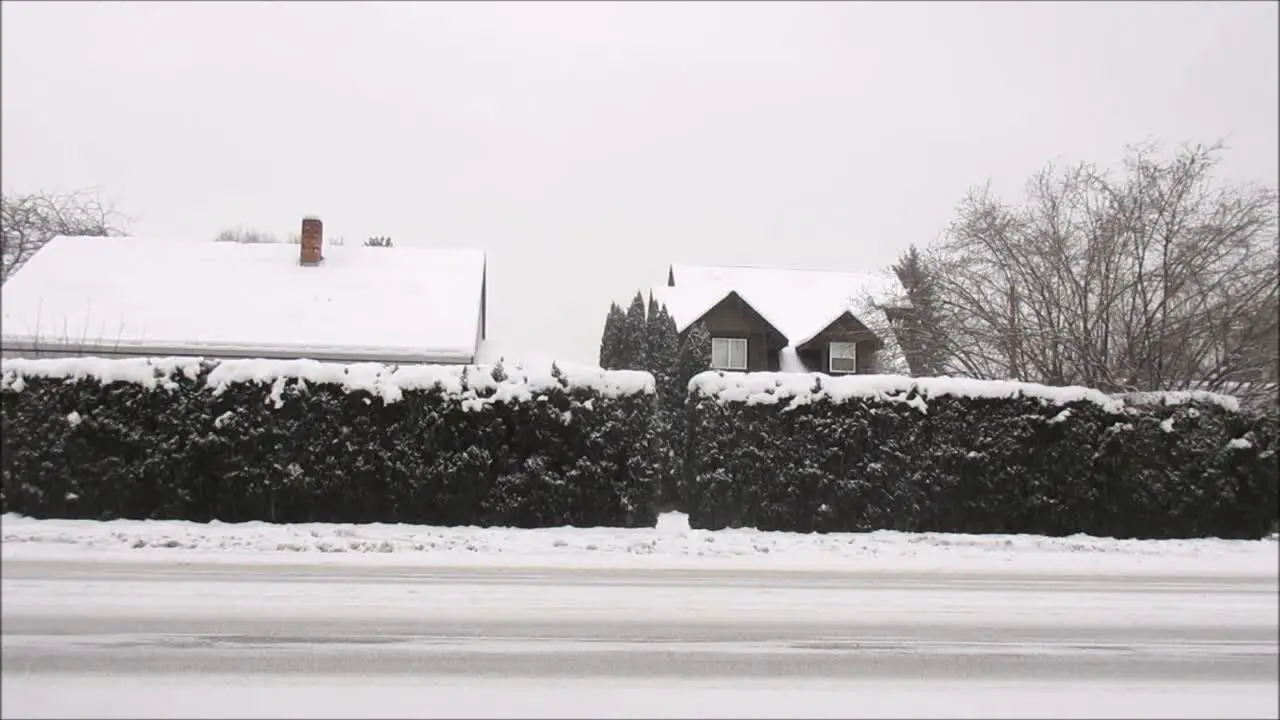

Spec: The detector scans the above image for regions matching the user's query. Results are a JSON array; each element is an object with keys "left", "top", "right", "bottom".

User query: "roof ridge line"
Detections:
[
  {"left": 48, "top": 235, "right": 486, "bottom": 254},
  {"left": 672, "top": 261, "right": 880, "bottom": 275}
]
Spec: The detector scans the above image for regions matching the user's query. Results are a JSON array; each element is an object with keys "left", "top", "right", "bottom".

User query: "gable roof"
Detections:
[
  {"left": 1, "top": 236, "right": 487, "bottom": 363},
  {"left": 652, "top": 262, "right": 901, "bottom": 348},
  {"left": 792, "top": 307, "right": 870, "bottom": 349}
]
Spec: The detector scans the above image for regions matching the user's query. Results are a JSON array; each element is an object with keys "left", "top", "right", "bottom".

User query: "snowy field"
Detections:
[{"left": 3, "top": 514, "right": 1277, "bottom": 719}]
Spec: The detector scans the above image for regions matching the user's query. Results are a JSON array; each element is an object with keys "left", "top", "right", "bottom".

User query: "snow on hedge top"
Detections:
[
  {"left": 0, "top": 357, "right": 655, "bottom": 404},
  {"left": 1114, "top": 390, "right": 1241, "bottom": 413},
  {"left": 651, "top": 263, "right": 902, "bottom": 347},
  {"left": 690, "top": 371, "right": 1129, "bottom": 412},
  {"left": 0, "top": 236, "right": 486, "bottom": 363},
  {"left": 0, "top": 357, "right": 205, "bottom": 392}
]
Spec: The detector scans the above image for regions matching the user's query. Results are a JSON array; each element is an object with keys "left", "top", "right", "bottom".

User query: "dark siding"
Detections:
[
  {"left": 797, "top": 313, "right": 882, "bottom": 374},
  {"left": 687, "top": 292, "right": 787, "bottom": 372},
  {"left": 797, "top": 348, "right": 822, "bottom": 372}
]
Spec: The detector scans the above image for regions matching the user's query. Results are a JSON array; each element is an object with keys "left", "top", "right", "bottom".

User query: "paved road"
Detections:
[{"left": 3, "top": 559, "right": 1277, "bottom": 717}]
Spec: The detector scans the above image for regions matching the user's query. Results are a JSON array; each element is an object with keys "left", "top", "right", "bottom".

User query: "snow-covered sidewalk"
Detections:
[
  {"left": 3, "top": 513, "right": 1276, "bottom": 577},
  {"left": 8, "top": 676, "right": 1277, "bottom": 720}
]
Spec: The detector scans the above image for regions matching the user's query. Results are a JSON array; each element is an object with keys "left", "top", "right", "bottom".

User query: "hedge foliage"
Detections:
[
  {"left": 4, "top": 358, "right": 1276, "bottom": 540},
  {"left": 1, "top": 359, "right": 658, "bottom": 528},
  {"left": 680, "top": 373, "right": 1278, "bottom": 540}
]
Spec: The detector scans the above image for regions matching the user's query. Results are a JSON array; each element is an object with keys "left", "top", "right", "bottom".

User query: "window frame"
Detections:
[
  {"left": 828, "top": 341, "right": 858, "bottom": 374},
  {"left": 711, "top": 337, "right": 749, "bottom": 371}
]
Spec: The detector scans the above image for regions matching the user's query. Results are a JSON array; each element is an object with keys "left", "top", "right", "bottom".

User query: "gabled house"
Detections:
[
  {"left": 0, "top": 217, "right": 488, "bottom": 365},
  {"left": 652, "top": 263, "right": 905, "bottom": 374}
]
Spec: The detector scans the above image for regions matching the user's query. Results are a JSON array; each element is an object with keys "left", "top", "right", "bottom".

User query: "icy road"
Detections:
[{"left": 3, "top": 558, "right": 1278, "bottom": 719}]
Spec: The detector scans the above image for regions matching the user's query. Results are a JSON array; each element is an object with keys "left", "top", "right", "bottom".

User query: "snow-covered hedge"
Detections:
[
  {"left": 681, "top": 372, "right": 1278, "bottom": 540},
  {"left": 1, "top": 357, "right": 659, "bottom": 528}
]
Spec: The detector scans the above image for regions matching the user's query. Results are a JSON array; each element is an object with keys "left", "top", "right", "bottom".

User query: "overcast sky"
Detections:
[{"left": 3, "top": 1, "right": 1276, "bottom": 365}]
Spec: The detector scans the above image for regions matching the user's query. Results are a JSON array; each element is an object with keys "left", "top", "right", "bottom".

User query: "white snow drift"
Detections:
[
  {"left": 1, "top": 356, "right": 655, "bottom": 406},
  {"left": 690, "top": 370, "right": 1241, "bottom": 413},
  {"left": 3, "top": 513, "right": 1275, "bottom": 576}
]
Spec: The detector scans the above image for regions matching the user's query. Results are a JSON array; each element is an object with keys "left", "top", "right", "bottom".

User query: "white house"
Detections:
[{"left": 0, "top": 217, "right": 488, "bottom": 365}]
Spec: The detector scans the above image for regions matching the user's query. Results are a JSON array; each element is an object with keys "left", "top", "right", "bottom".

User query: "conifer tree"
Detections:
[
  {"left": 620, "top": 291, "right": 649, "bottom": 370},
  {"left": 648, "top": 303, "right": 682, "bottom": 410},
  {"left": 598, "top": 302, "right": 627, "bottom": 370},
  {"left": 891, "top": 245, "right": 947, "bottom": 376},
  {"left": 675, "top": 320, "right": 713, "bottom": 396},
  {"left": 645, "top": 292, "right": 662, "bottom": 372}
]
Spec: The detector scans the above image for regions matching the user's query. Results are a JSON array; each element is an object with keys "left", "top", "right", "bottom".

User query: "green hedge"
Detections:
[
  {"left": 681, "top": 372, "right": 1278, "bottom": 539},
  {"left": 1, "top": 357, "right": 659, "bottom": 528},
  {"left": 5, "top": 358, "right": 1275, "bottom": 539}
]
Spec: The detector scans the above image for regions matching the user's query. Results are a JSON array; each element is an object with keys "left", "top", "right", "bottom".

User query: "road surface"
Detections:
[{"left": 3, "top": 559, "right": 1277, "bottom": 718}]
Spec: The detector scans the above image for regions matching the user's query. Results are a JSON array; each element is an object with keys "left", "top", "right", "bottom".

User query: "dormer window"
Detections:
[{"left": 829, "top": 341, "right": 857, "bottom": 374}]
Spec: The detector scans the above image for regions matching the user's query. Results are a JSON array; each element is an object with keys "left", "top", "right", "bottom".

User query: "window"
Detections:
[
  {"left": 711, "top": 337, "right": 748, "bottom": 371},
  {"left": 829, "top": 341, "right": 857, "bottom": 374}
]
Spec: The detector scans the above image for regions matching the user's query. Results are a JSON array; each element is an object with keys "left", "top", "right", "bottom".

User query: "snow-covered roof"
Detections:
[
  {"left": 652, "top": 263, "right": 902, "bottom": 348},
  {"left": 0, "top": 236, "right": 487, "bottom": 363}
]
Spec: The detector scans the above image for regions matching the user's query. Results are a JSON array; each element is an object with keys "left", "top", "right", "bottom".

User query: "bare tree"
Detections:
[
  {"left": 216, "top": 228, "right": 346, "bottom": 246},
  {"left": 213, "top": 227, "right": 280, "bottom": 244},
  {"left": 1, "top": 190, "right": 126, "bottom": 282},
  {"left": 929, "top": 141, "right": 1279, "bottom": 406},
  {"left": 285, "top": 232, "right": 345, "bottom": 246}
]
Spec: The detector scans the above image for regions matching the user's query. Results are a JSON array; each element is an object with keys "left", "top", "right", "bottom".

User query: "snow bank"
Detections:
[
  {"left": 3, "top": 514, "right": 1275, "bottom": 577},
  {"left": 654, "top": 511, "right": 691, "bottom": 535},
  {"left": 0, "top": 357, "right": 655, "bottom": 404},
  {"left": 690, "top": 371, "right": 1127, "bottom": 412}
]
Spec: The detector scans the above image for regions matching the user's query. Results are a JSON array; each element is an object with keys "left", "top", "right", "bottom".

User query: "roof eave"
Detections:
[
  {"left": 0, "top": 337, "right": 477, "bottom": 366},
  {"left": 792, "top": 308, "right": 891, "bottom": 350},
  {"left": 674, "top": 289, "right": 790, "bottom": 346},
  {"left": 792, "top": 309, "right": 856, "bottom": 349}
]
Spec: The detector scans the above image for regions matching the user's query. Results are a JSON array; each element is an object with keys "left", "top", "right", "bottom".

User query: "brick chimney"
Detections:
[{"left": 300, "top": 216, "right": 323, "bottom": 266}]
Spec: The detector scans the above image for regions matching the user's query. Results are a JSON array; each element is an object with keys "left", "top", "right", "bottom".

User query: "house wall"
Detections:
[
  {"left": 0, "top": 345, "right": 472, "bottom": 366},
  {"left": 798, "top": 313, "right": 882, "bottom": 374},
  {"left": 694, "top": 294, "right": 786, "bottom": 372},
  {"left": 2, "top": 347, "right": 159, "bottom": 361},
  {"left": 795, "top": 347, "right": 822, "bottom": 371}
]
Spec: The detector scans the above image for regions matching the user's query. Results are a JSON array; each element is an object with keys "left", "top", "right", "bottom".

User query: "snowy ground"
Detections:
[
  {"left": 3, "top": 514, "right": 1277, "bottom": 719},
  {"left": 7, "top": 676, "right": 1278, "bottom": 720},
  {"left": 4, "top": 512, "right": 1277, "bottom": 576}
]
